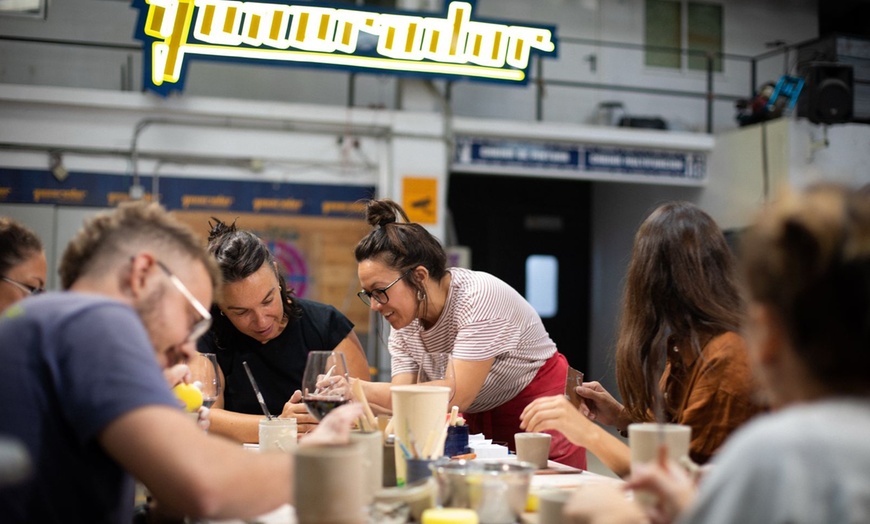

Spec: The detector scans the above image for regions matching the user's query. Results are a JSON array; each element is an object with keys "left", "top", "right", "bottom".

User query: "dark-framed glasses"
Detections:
[
  {"left": 155, "top": 260, "right": 212, "bottom": 342},
  {"left": 1, "top": 276, "right": 45, "bottom": 296},
  {"left": 357, "top": 269, "right": 412, "bottom": 307}
]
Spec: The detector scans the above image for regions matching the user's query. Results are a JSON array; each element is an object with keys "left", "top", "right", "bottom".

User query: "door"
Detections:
[{"left": 447, "top": 173, "right": 591, "bottom": 371}]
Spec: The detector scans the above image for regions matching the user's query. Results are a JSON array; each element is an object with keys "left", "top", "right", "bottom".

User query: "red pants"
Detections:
[{"left": 465, "top": 352, "right": 587, "bottom": 470}]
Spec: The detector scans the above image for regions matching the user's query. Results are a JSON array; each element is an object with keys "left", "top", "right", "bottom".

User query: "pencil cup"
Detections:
[
  {"left": 406, "top": 457, "right": 435, "bottom": 484},
  {"left": 390, "top": 385, "right": 451, "bottom": 486}
]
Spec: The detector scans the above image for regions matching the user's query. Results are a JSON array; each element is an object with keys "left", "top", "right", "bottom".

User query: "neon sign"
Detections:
[{"left": 131, "top": 0, "right": 558, "bottom": 96}]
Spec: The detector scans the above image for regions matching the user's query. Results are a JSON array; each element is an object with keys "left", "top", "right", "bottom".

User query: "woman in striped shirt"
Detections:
[{"left": 355, "top": 198, "right": 586, "bottom": 469}]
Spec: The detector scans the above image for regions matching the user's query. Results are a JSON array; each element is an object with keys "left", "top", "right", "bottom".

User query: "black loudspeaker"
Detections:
[{"left": 798, "top": 62, "right": 854, "bottom": 124}]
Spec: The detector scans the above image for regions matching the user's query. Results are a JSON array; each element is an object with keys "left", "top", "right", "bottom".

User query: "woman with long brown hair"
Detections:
[
  {"left": 564, "top": 183, "right": 870, "bottom": 523},
  {"left": 521, "top": 201, "right": 762, "bottom": 477}
]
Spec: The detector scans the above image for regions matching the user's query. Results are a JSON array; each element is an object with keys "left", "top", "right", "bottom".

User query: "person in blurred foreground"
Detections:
[
  {"left": 0, "top": 217, "right": 47, "bottom": 312},
  {"left": 0, "top": 202, "right": 361, "bottom": 524},
  {"left": 199, "top": 218, "right": 370, "bottom": 442},
  {"left": 521, "top": 201, "right": 762, "bottom": 477},
  {"left": 563, "top": 183, "right": 870, "bottom": 524}
]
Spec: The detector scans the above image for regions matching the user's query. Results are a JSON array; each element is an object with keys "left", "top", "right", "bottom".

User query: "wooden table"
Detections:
[{"left": 203, "top": 457, "right": 623, "bottom": 524}]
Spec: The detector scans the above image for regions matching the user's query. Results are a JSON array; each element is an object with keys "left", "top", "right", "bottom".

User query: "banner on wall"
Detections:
[
  {"left": 453, "top": 137, "right": 707, "bottom": 183},
  {"left": 131, "top": 0, "right": 558, "bottom": 96},
  {"left": 0, "top": 168, "right": 375, "bottom": 216}
]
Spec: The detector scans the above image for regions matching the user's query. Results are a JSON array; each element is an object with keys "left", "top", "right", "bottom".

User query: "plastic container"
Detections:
[{"left": 431, "top": 459, "right": 535, "bottom": 524}]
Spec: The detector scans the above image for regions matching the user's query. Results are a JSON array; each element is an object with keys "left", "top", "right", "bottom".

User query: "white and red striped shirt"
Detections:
[{"left": 389, "top": 267, "right": 557, "bottom": 412}]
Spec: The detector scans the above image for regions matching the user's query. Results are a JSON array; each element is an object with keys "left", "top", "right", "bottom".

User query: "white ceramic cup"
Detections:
[
  {"left": 258, "top": 417, "right": 297, "bottom": 453},
  {"left": 628, "top": 423, "right": 691, "bottom": 506},
  {"left": 349, "top": 430, "right": 383, "bottom": 504},
  {"left": 294, "top": 443, "right": 366, "bottom": 524},
  {"left": 628, "top": 422, "right": 691, "bottom": 465},
  {"left": 537, "top": 489, "right": 572, "bottom": 524},
  {"left": 514, "top": 432, "right": 551, "bottom": 469},
  {"left": 391, "top": 385, "right": 451, "bottom": 486}
]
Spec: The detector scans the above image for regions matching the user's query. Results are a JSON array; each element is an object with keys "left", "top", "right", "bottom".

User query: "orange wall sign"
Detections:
[{"left": 402, "top": 177, "right": 438, "bottom": 225}]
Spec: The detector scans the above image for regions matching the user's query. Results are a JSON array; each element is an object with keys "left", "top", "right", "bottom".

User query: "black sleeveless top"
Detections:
[{"left": 198, "top": 298, "right": 354, "bottom": 416}]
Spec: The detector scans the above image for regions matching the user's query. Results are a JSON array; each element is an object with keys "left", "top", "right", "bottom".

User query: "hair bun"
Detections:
[
  {"left": 207, "top": 217, "right": 238, "bottom": 243},
  {"left": 365, "top": 199, "right": 409, "bottom": 229}
]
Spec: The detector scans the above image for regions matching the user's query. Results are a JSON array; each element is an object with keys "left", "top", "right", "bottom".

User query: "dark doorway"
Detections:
[{"left": 447, "top": 173, "right": 591, "bottom": 371}]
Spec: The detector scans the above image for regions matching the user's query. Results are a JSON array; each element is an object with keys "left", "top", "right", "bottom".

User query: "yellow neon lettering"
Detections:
[
  {"left": 318, "top": 13, "right": 330, "bottom": 40},
  {"left": 147, "top": 0, "right": 554, "bottom": 86},
  {"left": 449, "top": 7, "right": 463, "bottom": 56},
  {"left": 201, "top": 4, "right": 214, "bottom": 36},
  {"left": 295, "top": 12, "right": 307, "bottom": 42},
  {"left": 406, "top": 23, "right": 417, "bottom": 53},
  {"left": 223, "top": 6, "right": 236, "bottom": 33}
]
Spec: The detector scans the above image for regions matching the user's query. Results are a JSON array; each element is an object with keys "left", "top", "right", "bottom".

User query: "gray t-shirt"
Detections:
[
  {"left": 0, "top": 293, "right": 178, "bottom": 524},
  {"left": 682, "top": 398, "right": 870, "bottom": 524}
]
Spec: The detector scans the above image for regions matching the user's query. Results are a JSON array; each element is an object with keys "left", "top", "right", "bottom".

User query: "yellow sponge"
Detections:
[
  {"left": 421, "top": 508, "right": 479, "bottom": 524},
  {"left": 173, "top": 383, "right": 203, "bottom": 412}
]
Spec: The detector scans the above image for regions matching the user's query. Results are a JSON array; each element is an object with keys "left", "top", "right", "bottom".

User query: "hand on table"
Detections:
[
  {"left": 562, "top": 483, "right": 647, "bottom": 524},
  {"left": 281, "top": 390, "right": 320, "bottom": 433},
  {"left": 519, "top": 394, "right": 598, "bottom": 448},
  {"left": 299, "top": 403, "right": 363, "bottom": 447},
  {"left": 624, "top": 448, "right": 697, "bottom": 524},
  {"left": 575, "top": 381, "right": 629, "bottom": 429}
]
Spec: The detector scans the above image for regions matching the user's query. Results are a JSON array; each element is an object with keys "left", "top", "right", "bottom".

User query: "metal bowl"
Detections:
[{"left": 431, "top": 459, "right": 535, "bottom": 524}]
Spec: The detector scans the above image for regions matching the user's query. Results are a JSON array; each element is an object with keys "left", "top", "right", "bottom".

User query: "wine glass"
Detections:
[
  {"left": 301, "top": 351, "right": 351, "bottom": 421},
  {"left": 189, "top": 353, "right": 221, "bottom": 409},
  {"left": 417, "top": 353, "right": 456, "bottom": 405}
]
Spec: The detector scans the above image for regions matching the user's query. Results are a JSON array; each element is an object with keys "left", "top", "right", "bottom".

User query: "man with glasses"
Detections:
[{"left": 0, "top": 202, "right": 361, "bottom": 524}]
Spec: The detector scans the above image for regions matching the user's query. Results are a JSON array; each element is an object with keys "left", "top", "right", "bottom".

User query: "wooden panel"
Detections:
[{"left": 174, "top": 211, "right": 373, "bottom": 334}]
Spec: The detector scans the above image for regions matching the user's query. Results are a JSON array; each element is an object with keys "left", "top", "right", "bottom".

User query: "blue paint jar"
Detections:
[{"left": 444, "top": 425, "right": 471, "bottom": 457}]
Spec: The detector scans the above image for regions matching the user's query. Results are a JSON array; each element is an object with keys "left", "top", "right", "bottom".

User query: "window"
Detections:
[
  {"left": 645, "top": 0, "right": 723, "bottom": 72},
  {"left": 525, "top": 255, "right": 558, "bottom": 319}
]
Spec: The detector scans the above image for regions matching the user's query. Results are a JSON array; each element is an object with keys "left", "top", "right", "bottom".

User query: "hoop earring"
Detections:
[{"left": 417, "top": 289, "right": 426, "bottom": 301}]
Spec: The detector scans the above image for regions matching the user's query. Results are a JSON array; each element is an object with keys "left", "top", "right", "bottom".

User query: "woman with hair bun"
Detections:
[
  {"left": 198, "top": 218, "right": 370, "bottom": 443},
  {"left": 0, "top": 217, "right": 46, "bottom": 313},
  {"left": 355, "top": 199, "right": 586, "bottom": 469}
]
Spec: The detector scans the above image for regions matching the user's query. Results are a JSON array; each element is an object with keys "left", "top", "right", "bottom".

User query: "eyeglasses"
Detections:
[
  {"left": 1, "top": 276, "right": 45, "bottom": 296},
  {"left": 357, "top": 269, "right": 412, "bottom": 307},
  {"left": 155, "top": 260, "right": 212, "bottom": 343}
]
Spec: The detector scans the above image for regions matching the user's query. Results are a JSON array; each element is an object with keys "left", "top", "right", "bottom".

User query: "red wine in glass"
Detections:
[
  {"left": 301, "top": 351, "right": 350, "bottom": 421},
  {"left": 303, "top": 396, "right": 351, "bottom": 421}
]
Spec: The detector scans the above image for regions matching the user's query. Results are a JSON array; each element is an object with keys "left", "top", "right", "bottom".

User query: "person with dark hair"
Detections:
[
  {"left": 0, "top": 217, "right": 46, "bottom": 312},
  {"left": 355, "top": 199, "right": 586, "bottom": 469},
  {"left": 520, "top": 202, "right": 762, "bottom": 477},
  {"left": 198, "top": 218, "right": 370, "bottom": 442},
  {"left": 0, "top": 201, "right": 361, "bottom": 523},
  {"left": 563, "top": 183, "right": 870, "bottom": 524}
]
